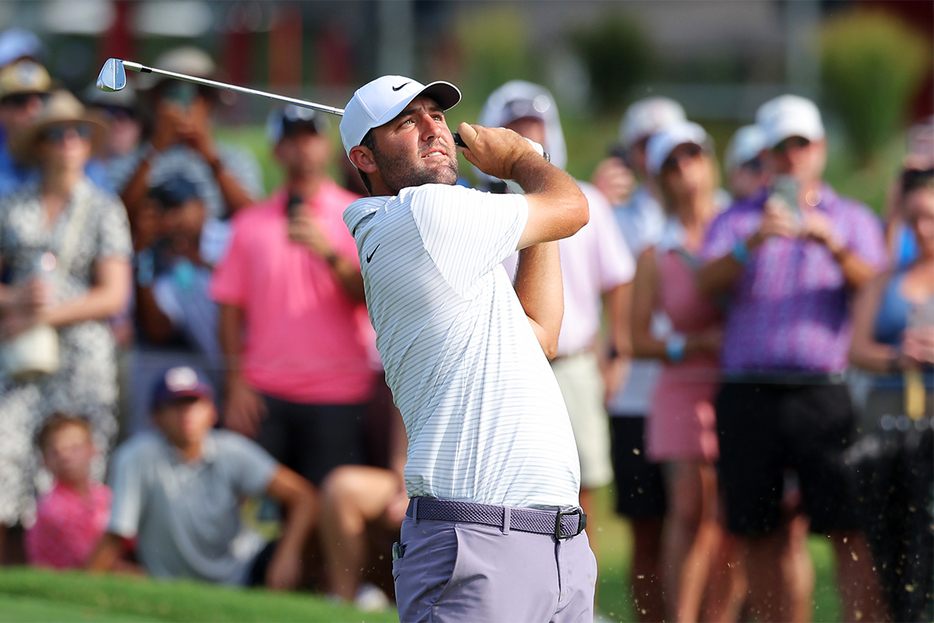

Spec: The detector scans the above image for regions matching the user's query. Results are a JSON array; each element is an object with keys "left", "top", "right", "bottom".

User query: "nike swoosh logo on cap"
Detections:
[{"left": 392, "top": 82, "right": 411, "bottom": 92}]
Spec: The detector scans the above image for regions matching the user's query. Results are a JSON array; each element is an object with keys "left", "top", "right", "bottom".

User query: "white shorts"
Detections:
[{"left": 551, "top": 351, "right": 614, "bottom": 489}]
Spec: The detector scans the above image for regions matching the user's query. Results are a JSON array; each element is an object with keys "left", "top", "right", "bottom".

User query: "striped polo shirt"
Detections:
[{"left": 344, "top": 184, "right": 580, "bottom": 509}]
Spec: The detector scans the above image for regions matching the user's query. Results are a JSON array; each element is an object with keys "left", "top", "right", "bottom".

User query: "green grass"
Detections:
[
  {"left": 0, "top": 488, "right": 843, "bottom": 623},
  {"left": 0, "top": 569, "right": 397, "bottom": 623}
]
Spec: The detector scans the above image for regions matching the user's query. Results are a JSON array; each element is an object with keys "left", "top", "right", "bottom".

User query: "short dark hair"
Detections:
[
  {"left": 356, "top": 129, "right": 376, "bottom": 195},
  {"left": 36, "top": 413, "right": 92, "bottom": 452}
]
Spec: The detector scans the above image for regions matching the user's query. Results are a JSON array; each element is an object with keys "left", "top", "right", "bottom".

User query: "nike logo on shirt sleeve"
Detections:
[{"left": 366, "top": 244, "right": 381, "bottom": 263}]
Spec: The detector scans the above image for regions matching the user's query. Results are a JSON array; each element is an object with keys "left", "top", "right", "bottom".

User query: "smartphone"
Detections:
[
  {"left": 286, "top": 193, "right": 304, "bottom": 221},
  {"left": 768, "top": 175, "right": 801, "bottom": 225}
]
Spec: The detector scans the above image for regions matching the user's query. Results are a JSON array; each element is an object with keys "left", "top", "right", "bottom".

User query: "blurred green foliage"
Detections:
[
  {"left": 820, "top": 9, "right": 931, "bottom": 166},
  {"left": 568, "top": 13, "right": 650, "bottom": 114},
  {"left": 454, "top": 6, "right": 541, "bottom": 112}
]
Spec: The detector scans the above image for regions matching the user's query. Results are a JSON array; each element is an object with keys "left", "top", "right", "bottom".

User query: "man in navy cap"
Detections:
[{"left": 88, "top": 365, "right": 316, "bottom": 589}]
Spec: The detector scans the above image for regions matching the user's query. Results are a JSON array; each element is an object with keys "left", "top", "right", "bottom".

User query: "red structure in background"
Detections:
[
  {"left": 315, "top": 23, "right": 352, "bottom": 88},
  {"left": 98, "top": 0, "right": 134, "bottom": 67},
  {"left": 269, "top": 6, "right": 303, "bottom": 92},
  {"left": 867, "top": 0, "right": 934, "bottom": 120}
]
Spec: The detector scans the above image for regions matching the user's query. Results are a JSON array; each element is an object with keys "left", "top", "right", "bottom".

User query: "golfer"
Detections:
[{"left": 341, "top": 76, "right": 595, "bottom": 622}]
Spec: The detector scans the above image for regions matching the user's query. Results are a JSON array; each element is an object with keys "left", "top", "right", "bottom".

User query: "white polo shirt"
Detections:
[{"left": 344, "top": 184, "right": 580, "bottom": 508}]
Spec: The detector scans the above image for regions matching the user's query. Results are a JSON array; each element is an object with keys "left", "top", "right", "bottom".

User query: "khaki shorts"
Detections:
[{"left": 552, "top": 351, "right": 614, "bottom": 489}]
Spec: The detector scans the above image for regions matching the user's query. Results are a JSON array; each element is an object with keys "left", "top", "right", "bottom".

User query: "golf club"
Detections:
[{"left": 95, "top": 58, "right": 553, "bottom": 157}]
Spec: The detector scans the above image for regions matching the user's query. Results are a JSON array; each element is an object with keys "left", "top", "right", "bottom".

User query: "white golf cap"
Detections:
[
  {"left": 756, "top": 94, "right": 825, "bottom": 149},
  {"left": 340, "top": 75, "right": 461, "bottom": 157},
  {"left": 724, "top": 124, "right": 766, "bottom": 173},
  {"left": 646, "top": 121, "right": 709, "bottom": 176},
  {"left": 620, "top": 97, "right": 686, "bottom": 150}
]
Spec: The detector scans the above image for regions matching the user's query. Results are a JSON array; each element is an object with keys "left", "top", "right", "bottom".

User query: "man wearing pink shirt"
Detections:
[{"left": 211, "top": 106, "right": 376, "bottom": 486}]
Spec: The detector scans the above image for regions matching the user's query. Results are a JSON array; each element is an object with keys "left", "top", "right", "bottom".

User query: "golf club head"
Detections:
[{"left": 96, "top": 58, "right": 127, "bottom": 92}]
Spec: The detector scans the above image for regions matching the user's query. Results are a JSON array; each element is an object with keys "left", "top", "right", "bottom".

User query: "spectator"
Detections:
[
  {"left": 87, "top": 365, "right": 316, "bottom": 588},
  {"left": 0, "top": 60, "right": 114, "bottom": 197},
  {"left": 632, "top": 121, "right": 743, "bottom": 621},
  {"left": 84, "top": 83, "right": 143, "bottom": 191},
  {"left": 723, "top": 124, "right": 768, "bottom": 201},
  {"left": 318, "top": 394, "right": 408, "bottom": 611},
  {"left": 478, "top": 80, "right": 635, "bottom": 535},
  {"left": 696, "top": 94, "right": 889, "bottom": 622},
  {"left": 111, "top": 47, "right": 262, "bottom": 259},
  {"left": 0, "top": 90, "right": 131, "bottom": 562},
  {"left": 884, "top": 118, "right": 934, "bottom": 268},
  {"left": 211, "top": 105, "right": 376, "bottom": 488},
  {"left": 600, "top": 96, "right": 686, "bottom": 623},
  {"left": 25, "top": 414, "right": 110, "bottom": 569},
  {"left": 849, "top": 167, "right": 933, "bottom": 622},
  {"left": 136, "top": 175, "right": 222, "bottom": 367}
]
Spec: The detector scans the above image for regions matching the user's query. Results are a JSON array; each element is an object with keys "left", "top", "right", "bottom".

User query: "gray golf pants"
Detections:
[{"left": 393, "top": 514, "right": 597, "bottom": 622}]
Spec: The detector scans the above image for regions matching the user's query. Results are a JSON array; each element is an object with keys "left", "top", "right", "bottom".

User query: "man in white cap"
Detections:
[
  {"left": 696, "top": 94, "right": 888, "bottom": 621},
  {"left": 477, "top": 80, "right": 634, "bottom": 549},
  {"left": 341, "top": 75, "right": 594, "bottom": 621}
]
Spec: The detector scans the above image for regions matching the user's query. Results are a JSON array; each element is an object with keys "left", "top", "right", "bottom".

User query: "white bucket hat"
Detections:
[{"left": 340, "top": 75, "right": 461, "bottom": 157}]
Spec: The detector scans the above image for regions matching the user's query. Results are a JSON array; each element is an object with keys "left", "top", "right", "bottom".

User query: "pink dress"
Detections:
[
  {"left": 25, "top": 481, "right": 112, "bottom": 569},
  {"left": 646, "top": 248, "right": 721, "bottom": 463}
]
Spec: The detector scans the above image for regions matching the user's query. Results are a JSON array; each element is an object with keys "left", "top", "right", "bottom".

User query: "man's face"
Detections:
[
  {"left": 161, "top": 198, "right": 205, "bottom": 247},
  {"left": 0, "top": 92, "right": 45, "bottom": 129},
  {"left": 766, "top": 135, "right": 826, "bottom": 185},
  {"left": 275, "top": 126, "right": 331, "bottom": 178},
  {"left": 504, "top": 116, "right": 545, "bottom": 146},
  {"left": 367, "top": 95, "right": 458, "bottom": 194},
  {"left": 154, "top": 396, "right": 216, "bottom": 450}
]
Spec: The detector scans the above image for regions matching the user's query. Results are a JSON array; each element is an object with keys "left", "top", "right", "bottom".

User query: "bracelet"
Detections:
[
  {"left": 731, "top": 238, "right": 750, "bottom": 265},
  {"left": 665, "top": 334, "right": 687, "bottom": 363}
]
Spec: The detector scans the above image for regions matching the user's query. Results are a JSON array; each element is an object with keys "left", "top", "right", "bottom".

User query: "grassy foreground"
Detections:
[{"left": 0, "top": 569, "right": 397, "bottom": 623}]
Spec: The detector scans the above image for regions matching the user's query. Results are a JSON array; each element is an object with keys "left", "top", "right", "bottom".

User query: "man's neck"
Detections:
[{"left": 287, "top": 172, "right": 329, "bottom": 201}]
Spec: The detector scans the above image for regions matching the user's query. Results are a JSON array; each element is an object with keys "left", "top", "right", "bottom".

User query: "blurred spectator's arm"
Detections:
[
  {"left": 601, "top": 281, "right": 633, "bottom": 401},
  {"left": 219, "top": 303, "right": 267, "bottom": 437},
  {"left": 633, "top": 249, "right": 719, "bottom": 362},
  {"left": 800, "top": 205, "right": 879, "bottom": 290},
  {"left": 135, "top": 280, "right": 175, "bottom": 344},
  {"left": 263, "top": 466, "right": 317, "bottom": 591},
  {"left": 849, "top": 272, "right": 911, "bottom": 374},
  {"left": 590, "top": 156, "right": 635, "bottom": 206},
  {"left": 86, "top": 533, "right": 128, "bottom": 573},
  {"left": 697, "top": 201, "right": 797, "bottom": 297},
  {"left": 513, "top": 241, "right": 562, "bottom": 360},
  {"left": 178, "top": 103, "right": 254, "bottom": 216},
  {"left": 288, "top": 213, "right": 365, "bottom": 302},
  {"left": 41, "top": 258, "right": 131, "bottom": 328}
]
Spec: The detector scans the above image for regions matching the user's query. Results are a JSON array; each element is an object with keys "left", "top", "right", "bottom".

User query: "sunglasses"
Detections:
[
  {"left": 774, "top": 136, "right": 811, "bottom": 154},
  {"left": 0, "top": 92, "right": 48, "bottom": 108},
  {"left": 662, "top": 143, "right": 703, "bottom": 171},
  {"left": 42, "top": 123, "right": 92, "bottom": 143}
]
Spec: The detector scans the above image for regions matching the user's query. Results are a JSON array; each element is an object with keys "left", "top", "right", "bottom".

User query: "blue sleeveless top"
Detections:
[{"left": 872, "top": 269, "right": 934, "bottom": 389}]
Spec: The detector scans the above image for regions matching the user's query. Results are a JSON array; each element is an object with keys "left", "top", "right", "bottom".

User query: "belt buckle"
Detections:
[{"left": 554, "top": 507, "right": 586, "bottom": 540}]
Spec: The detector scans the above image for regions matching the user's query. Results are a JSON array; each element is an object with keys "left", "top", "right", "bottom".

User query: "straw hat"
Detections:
[{"left": 9, "top": 89, "right": 105, "bottom": 165}]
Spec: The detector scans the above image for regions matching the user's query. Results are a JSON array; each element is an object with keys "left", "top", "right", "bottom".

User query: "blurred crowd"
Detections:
[{"left": 0, "top": 28, "right": 930, "bottom": 622}]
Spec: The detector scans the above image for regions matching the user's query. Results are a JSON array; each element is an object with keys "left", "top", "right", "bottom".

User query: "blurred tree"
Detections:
[
  {"left": 455, "top": 6, "right": 538, "bottom": 108},
  {"left": 568, "top": 12, "right": 650, "bottom": 114},
  {"left": 820, "top": 9, "right": 931, "bottom": 165}
]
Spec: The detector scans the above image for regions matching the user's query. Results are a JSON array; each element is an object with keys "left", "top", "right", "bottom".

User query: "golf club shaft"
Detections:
[{"left": 121, "top": 60, "right": 346, "bottom": 116}]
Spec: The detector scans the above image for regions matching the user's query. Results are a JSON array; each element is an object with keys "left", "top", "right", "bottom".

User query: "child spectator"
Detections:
[{"left": 25, "top": 414, "right": 111, "bottom": 569}]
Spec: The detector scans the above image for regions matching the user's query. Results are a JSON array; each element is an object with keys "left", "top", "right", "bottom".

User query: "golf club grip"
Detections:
[{"left": 452, "top": 133, "right": 550, "bottom": 162}]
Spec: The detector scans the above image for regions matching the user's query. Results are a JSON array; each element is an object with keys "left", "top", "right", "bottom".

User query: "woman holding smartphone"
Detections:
[
  {"left": 630, "top": 122, "right": 744, "bottom": 622},
  {"left": 849, "top": 167, "right": 933, "bottom": 622}
]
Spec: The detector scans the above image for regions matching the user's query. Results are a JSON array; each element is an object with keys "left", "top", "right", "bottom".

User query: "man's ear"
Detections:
[{"left": 349, "top": 145, "right": 377, "bottom": 174}]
